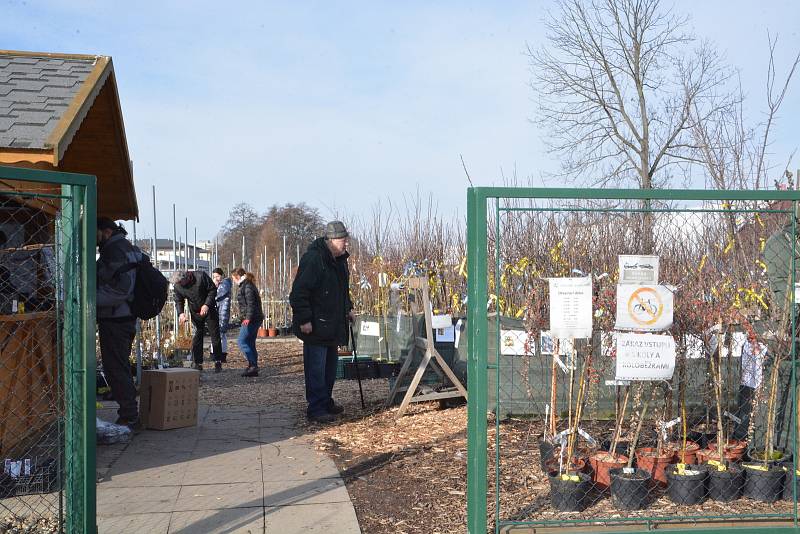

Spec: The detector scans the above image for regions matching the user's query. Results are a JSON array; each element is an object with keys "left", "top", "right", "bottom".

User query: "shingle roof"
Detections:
[{"left": 0, "top": 54, "right": 96, "bottom": 149}]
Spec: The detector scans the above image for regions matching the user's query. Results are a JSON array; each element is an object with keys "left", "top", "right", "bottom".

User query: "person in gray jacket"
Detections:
[
  {"left": 211, "top": 268, "right": 232, "bottom": 363},
  {"left": 96, "top": 217, "right": 140, "bottom": 430}
]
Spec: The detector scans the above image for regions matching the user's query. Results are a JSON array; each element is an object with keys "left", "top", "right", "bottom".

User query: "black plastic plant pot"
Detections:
[
  {"left": 609, "top": 467, "right": 651, "bottom": 510},
  {"left": 688, "top": 427, "right": 716, "bottom": 449},
  {"left": 707, "top": 464, "right": 744, "bottom": 502},
  {"left": 747, "top": 447, "right": 793, "bottom": 466},
  {"left": 781, "top": 463, "right": 800, "bottom": 501},
  {"left": 539, "top": 438, "right": 555, "bottom": 471},
  {"left": 548, "top": 471, "right": 591, "bottom": 512},
  {"left": 666, "top": 465, "right": 708, "bottom": 505},
  {"left": 743, "top": 463, "right": 785, "bottom": 503}
]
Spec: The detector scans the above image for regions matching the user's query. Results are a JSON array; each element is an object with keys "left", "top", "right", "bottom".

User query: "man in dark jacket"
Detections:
[
  {"left": 96, "top": 217, "right": 141, "bottom": 429},
  {"left": 171, "top": 269, "right": 223, "bottom": 372},
  {"left": 290, "top": 221, "right": 354, "bottom": 423}
]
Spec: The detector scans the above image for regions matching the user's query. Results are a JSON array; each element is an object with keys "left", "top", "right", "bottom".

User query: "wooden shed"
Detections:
[{"left": 0, "top": 50, "right": 138, "bottom": 457}]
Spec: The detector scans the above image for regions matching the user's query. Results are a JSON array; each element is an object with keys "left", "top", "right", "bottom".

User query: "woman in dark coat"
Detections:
[{"left": 232, "top": 267, "right": 264, "bottom": 377}]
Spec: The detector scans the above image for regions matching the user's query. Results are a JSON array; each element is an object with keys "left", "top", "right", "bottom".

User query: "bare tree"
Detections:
[
  {"left": 529, "top": 0, "right": 731, "bottom": 191},
  {"left": 691, "top": 34, "right": 800, "bottom": 194}
]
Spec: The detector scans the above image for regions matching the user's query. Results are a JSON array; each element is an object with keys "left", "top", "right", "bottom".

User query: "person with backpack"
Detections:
[
  {"left": 231, "top": 267, "right": 264, "bottom": 377},
  {"left": 211, "top": 268, "right": 232, "bottom": 363},
  {"left": 96, "top": 217, "right": 142, "bottom": 430},
  {"left": 171, "top": 269, "right": 224, "bottom": 373}
]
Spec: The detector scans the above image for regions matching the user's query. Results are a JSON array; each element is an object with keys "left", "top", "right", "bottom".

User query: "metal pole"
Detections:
[
  {"left": 282, "top": 235, "right": 287, "bottom": 327},
  {"left": 132, "top": 220, "right": 142, "bottom": 386},
  {"left": 184, "top": 218, "right": 189, "bottom": 270},
  {"left": 193, "top": 227, "right": 197, "bottom": 270},
  {"left": 152, "top": 186, "right": 164, "bottom": 368},
  {"left": 172, "top": 204, "right": 177, "bottom": 272}
]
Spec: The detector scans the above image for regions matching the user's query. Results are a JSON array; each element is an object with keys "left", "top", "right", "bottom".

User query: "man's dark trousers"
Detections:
[
  {"left": 303, "top": 344, "right": 339, "bottom": 417},
  {"left": 191, "top": 309, "right": 223, "bottom": 365},
  {"left": 98, "top": 318, "right": 138, "bottom": 420}
]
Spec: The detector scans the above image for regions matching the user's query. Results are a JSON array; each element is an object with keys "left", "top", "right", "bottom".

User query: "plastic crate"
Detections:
[{"left": 0, "top": 457, "right": 58, "bottom": 497}]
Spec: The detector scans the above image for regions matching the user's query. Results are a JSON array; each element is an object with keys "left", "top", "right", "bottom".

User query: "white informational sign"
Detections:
[
  {"left": 500, "top": 329, "right": 530, "bottom": 355},
  {"left": 615, "top": 284, "right": 674, "bottom": 332},
  {"left": 435, "top": 326, "right": 456, "bottom": 343},
  {"left": 378, "top": 272, "right": 389, "bottom": 288},
  {"left": 618, "top": 255, "right": 660, "bottom": 284},
  {"left": 615, "top": 333, "right": 676, "bottom": 381},
  {"left": 360, "top": 321, "right": 380, "bottom": 337},
  {"left": 431, "top": 314, "right": 453, "bottom": 329},
  {"left": 548, "top": 277, "right": 593, "bottom": 339}
]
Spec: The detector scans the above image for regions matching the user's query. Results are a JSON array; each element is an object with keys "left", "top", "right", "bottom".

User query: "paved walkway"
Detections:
[{"left": 96, "top": 403, "right": 361, "bottom": 534}]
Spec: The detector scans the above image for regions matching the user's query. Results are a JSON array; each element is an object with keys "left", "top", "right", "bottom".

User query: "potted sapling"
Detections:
[
  {"left": 609, "top": 385, "right": 653, "bottom": 511},
  {"left": 590, "top": 386, "right": 629, "bottom": 490},
  {"left": 547, "top": 346, "right": 592, "bottom": 512}
]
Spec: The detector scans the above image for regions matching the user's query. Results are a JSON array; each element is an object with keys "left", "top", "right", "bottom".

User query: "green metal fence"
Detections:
[
  {"left": 0, "top": 165, "right": 96, "bottom": 534},
  {"left": 467, "top": 187, "right": 800, "bottom": 534}
]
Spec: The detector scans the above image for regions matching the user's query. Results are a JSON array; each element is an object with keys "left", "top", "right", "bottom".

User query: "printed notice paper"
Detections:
[
  {"left": 618, "top": 255, "right": 659, "bottom": 284},
  {"left": 615, "top": 333, "right": 676, "bottom": 381},
  {"left": 360, "top": 321, "right": 380, "bottom": 337},
  {"left": 548, "top": 277, "right": 593, "bottom": 339}
]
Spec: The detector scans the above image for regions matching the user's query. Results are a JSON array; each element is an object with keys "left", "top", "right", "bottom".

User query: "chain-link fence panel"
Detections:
[
  {"left": 0, "top": 167, "right": 95, "bottom": 534},
  {"left": 467, "top": 188, "right": 800, "bottom": 534}
]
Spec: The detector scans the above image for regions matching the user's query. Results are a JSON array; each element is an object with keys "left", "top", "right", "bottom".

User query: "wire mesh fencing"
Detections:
[
  {"left": 467, "top": 188, "right": 800, "bottom": 533},
  {"left": 0, "top": 167, "right": 95, "bottom": 533}
]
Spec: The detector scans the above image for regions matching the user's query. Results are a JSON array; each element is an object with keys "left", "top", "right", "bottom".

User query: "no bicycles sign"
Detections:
[{"left": 615, "top": 284, "right": 673, "bottom": 332}]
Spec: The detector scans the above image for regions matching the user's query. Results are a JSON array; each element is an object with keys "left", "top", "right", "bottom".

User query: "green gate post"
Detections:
[{"left": 467, "top": 188, "right": 489, "bottom": 533}]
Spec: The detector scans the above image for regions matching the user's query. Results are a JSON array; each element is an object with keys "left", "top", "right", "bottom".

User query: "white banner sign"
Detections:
[
  {"left": 615, "top": 284, "right": 673, "bottom": 332},
  {"left": 500, "top": 329, "right": 530, "bottom": 355},
  {"left": 548, "top": 277, "right": 593, "bottom": 339},
  {"left": 615, "top": 333, "right": 676, "bottom": 381},
  {"left": 360, "top": 321, "right": 381, "bottom": 337},
  {"left": 431, "top": 314, "right": 453, "bottom": 329},
  {"left": 618, "top": 255, "right": 660, "bottom": 284}
]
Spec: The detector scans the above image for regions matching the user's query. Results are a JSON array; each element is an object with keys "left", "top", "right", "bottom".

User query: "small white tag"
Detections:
[
  {"left": 554, "top": 428, "right": 573, "bottom": 445},
  {"left": 24, "top": 458, "right": 31, "bottom": 476},
  {"left": 664, "top": 417, "right": 681, "bottom": 429},
  {"left": 360, "top": 321, "right": 380, "bottom": 337},
  {"left": 11, "top": 300, "right": 17, "bottom": 313},
  {"left": 723, "top": 411, "right": 742, "bottom": 424},
  {"left": 623, "top": 467, "right": 635, "bottom": 474},
  {"left": 577, "top": 427, "right": 598, "bottom": 448},
  {"left": 553, "top": 355, "right": 570, "bottom": 373}
]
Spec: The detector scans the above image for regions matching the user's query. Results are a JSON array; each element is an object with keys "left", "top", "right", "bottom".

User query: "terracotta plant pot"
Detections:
[
  {"left": 705, "top": 440, "right": 747, "bottom": 462},
  {"left": 544, "top": 456, "right": 587, "bottom": 476},
  {"left": 635, "top": 447, "right": 675, "bottom": 487},
  {"left": 257, "top": 327, "right": 268, "bottom": 338},
  {"left": 589, "top": 451, "right": 629, "bottom": 490},
  {"left": 669, "top": 440, "right": 701, "bottom": 465},
  {"left": 267, "top": 327, "right": 278, "bottom": 337}
]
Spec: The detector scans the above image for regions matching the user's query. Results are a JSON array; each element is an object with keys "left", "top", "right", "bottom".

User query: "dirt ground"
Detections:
[{"left": 202, "top": 338, "right": 797, "bottom": 534}]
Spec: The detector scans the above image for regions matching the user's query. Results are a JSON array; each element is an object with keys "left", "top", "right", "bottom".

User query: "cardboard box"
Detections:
[{"left": 140, "top": 369, "right": 199, "bottom": 430}]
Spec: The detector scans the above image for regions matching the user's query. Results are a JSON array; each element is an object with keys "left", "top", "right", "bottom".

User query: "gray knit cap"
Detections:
[{"left": 325, "top": 220, "right": 348, "bottom": 239}]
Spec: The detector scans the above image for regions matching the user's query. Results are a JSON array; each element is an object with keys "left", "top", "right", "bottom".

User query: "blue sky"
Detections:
[{"left": 2, "top": 1, "right": 799, "bottom": 240}]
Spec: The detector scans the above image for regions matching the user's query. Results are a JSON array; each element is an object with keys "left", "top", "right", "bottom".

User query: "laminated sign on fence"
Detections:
[
  {"left": 548, "top": 277, "right": 592, "bottom": 339},
  {"left": 615, "top": 332, "right": 676, "bottom": 381},
  {"left": 360, "top": 320, "right": 380, "bottom": 337},
  {"left": 615, "top": 284, "right": 673, "bottom": 331},
  {"left": 618, "top": 254, "right": 659, "bottom": 284}
]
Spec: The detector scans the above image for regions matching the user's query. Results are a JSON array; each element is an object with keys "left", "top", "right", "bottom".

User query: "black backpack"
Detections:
[{"left": 115, "top": 250, "right": 169, "bottom": 320}]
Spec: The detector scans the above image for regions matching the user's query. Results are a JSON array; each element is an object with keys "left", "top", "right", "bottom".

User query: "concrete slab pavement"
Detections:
[{"left": 96, "top": 403, "right": 360, "bottom": 534}]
